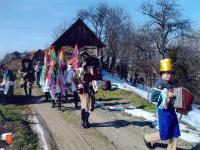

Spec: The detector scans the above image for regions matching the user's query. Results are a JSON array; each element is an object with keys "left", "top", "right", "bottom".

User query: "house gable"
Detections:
[{"left": 52, "top": 19, "right": 105, "bottom": 50}]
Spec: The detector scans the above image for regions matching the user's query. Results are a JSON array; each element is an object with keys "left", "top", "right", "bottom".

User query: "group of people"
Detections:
[
  {"left": 0, "top": 47, "right": 182, "bottom": 148},
  {"left": 37, "top": 46, "right": 101, "bottom": 128},
  {"left": 0, "top": 59, "right": 42, "bottom": 104}
]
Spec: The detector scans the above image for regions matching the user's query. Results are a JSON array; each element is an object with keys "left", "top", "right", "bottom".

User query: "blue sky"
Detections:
[{"left": 0, "top": 0, "right": 200, "bottom": 59}]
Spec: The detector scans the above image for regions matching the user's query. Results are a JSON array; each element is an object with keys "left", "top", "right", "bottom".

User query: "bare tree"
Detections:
[
  {"left": 77, "top": 2, "right": 110, "bottom": 69},
  {"left": 52, "top": 21, "right": 69, "bottom": 41},
  {"left": 102, "top": 6, "right": 134, "bottom": 75},
  {"left": 141, "top": 0, "right": 191, "bottom": 58},
  {"left": 77, "top": 3, "right": 132, "bottom": 75},
  {"left": 77, "top": 2, "right": 109, "bottom": 42}
]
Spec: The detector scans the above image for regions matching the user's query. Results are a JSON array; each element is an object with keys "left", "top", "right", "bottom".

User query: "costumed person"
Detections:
[
  {"left": 90, "top": 66, "right": 103, "bottom": 93},
  {"left": 144, "top": 58, "right": 180, "bottom": 150},
  {"left": 65, "top": 64, "right": 79, "bottom": 108},
  {"left": 79, "top": 50, "right": 102, "bottom": 93},
  {"left": 48, "top": 46, "right": 66, "bottom": 110},
  {"left": 0, "top": 65, "right": 16, "bottom": 104},
  {"left": 78, "top": 65, "right": 95, "bottom": 128},
  {"left": 69, "top": 44, "right": 80, "bottom": 108},
  {"left": 40, "top": 50, "right": 50, "bottom": 101},
  {"left": 19, "top": 60, "right": 35, "bottom": 96},
  {"left": 35, "top": 61, "right": 42, "bottom": 87}
]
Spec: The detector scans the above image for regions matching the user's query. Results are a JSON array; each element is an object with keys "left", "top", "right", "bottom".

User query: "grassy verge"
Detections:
[
  {"left": 0, "top": 87, "right": 38, "bottom": 149},
  {"left": 95, "top": 89, "right": 156, "bottom": 113}
]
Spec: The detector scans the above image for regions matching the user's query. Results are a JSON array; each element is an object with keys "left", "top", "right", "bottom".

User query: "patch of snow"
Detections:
[
  {"left": 102, "top": 70, "right": 200, "bottom": 143},
  {"left": 123, "top": 83, "right": 148, "bottom": 99},
  {"left": 95, "top": 101, "right": 104, "bottom": 108},
  {"left": 107, "top": 106, "right": 125, "bottom": 111},
  {"left": 102, "top": 70, "right": 200, "bottom": 131},
  {"left": 180, "top": 132, "right": 200, "bottom": 143},
  {"left": 125, "top": 109, "right": 156, "bottom": 121},
  {"left": 180, "top": 108, "right": 200, "bottom": 131},
  {"left": 29, "top": 116, "right": 48, "bottom": 150},
  {"left": 126, "top": 106, "right": 136, "bottom": 109},
  {"left": 179, "top": 124, "right": 188, "bottom": 131}
]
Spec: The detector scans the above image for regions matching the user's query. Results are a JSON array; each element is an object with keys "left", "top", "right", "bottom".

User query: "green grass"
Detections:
[
  {"left": 0, "top": 105, "right": 38, "bottom": 150},
  {"left": 0, "top": 84, "right": 38, "bottom": 150},
  {"left": 95, "top": 89, "right": 156, "bottom": 113}
]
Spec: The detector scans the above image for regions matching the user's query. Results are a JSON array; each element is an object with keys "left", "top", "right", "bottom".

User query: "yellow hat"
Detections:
[{"left": 160, "top": 58, "right": 172, "bottom": 72}]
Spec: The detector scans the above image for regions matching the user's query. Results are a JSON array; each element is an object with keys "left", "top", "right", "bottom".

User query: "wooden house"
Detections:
[
  {"left": 23, "top": 49, "right": 45, "bottom": 65},
  {"left": 51, "top": 18, "right": 105, "bottom": 57},
  {"left": 32, "top": 49, "right": 45, "bottom": 64}
]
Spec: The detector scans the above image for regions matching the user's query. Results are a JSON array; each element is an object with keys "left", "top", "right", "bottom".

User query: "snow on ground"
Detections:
[
  {"left": 124, "top": 107, "right": 156, "bottom": 121},
  {"left": 28, "top": 116, "right": 48, "bottom": 150},
  {"left": 101, "top": 70, "right": 200, "bottom": 143},
  {"left": 107, "top": 106, "right": 125, "bottom": 111},
  {"left": 107, "top": 105, "right": 200, "bottom": 143},
  {"left": 180, "top": 132, "right": 200, "bottom": 143}
]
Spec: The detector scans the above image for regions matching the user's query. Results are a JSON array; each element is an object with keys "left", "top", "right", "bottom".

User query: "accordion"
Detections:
[{"left": 173, "top": 87, "right": 193, "bottom": 115}]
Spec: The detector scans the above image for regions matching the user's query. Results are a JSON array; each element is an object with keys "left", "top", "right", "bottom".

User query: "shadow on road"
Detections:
[
  {"left": 92, "top": 119, "right": 153, "bottom": 128},
  {"left": 1, "top": 95, "right": 40, "bottom": 105},
  {"left": 153, "top": 143, "right": 194, "bottom": 150}
]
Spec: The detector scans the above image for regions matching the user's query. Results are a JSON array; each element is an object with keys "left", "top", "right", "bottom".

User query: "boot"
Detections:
[
  {"left": 52, "top": 100, "right": 55, "bottom": 108},
  {"left": 73, "top": 91, "right": 78, "bottom": 109},
  {"left": 81, "top": 109, "right": 86, "bottom": 128},
  {"left": 28, "top": 87, "right": 32, "bottom": 96},
  {"left": 45, "top": 92, "right": 49, "bottom": 101},
  {"left": 85, "top": 112, "right": 90, "bottom": 128},
  {"left": 65, "top": 90, "right": 68, "bottom": 101},
  {"left": 57, "top": 93, "right": 62, "bottom": 111},
  {"left": 24, "top": 86, "right": 28, "bottom": 96}
]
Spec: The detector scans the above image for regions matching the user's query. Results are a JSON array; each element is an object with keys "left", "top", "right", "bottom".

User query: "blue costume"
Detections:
[{"left": 151, "top": 78, "right": 180, "bottom": 140}]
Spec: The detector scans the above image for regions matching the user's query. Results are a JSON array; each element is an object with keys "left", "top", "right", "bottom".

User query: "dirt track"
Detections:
[
  {"left": 29, "top": 88, "right": 198, "bottom": 150},
  {"left": 29, "top": 88, "right": 151, "bottom": 150}
]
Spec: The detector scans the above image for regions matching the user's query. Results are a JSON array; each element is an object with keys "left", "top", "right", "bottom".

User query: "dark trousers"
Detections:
[
  {"left": 73, "top": 91, "right": 79, "bottom": 108},
  {"left": 45, "top": 92, "right": 50, "bottom": 101},
  {"left": 36, "top": 72, "right": 41, "bottom": 86}
]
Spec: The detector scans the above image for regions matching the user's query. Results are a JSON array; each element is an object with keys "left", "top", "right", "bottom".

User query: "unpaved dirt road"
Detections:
[
  {"left": 29, "top": 88, "right": 197, "bottom": 150},
  {"left": 30, "top": 88, "right": 149, "bottom": 150}
]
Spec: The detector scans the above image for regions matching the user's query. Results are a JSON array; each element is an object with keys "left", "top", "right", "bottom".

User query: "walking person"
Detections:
[
  {"left": 19, "top": 60, "right": 35, "bottom": 96},
  {"left": 78, "top": 65, "right": 95, "bottom": 128},
  {"left": 35, "top": 61, "right": 42, "bottom": 87},
  {"left": 144, "top": 58, "right": 180, "bottom": 150},
  {"left": 65, "top": 64, "right": 79, "bottom": 108},
  {"left": 0, "top": 65, "right": 16, "bottom": 104}
]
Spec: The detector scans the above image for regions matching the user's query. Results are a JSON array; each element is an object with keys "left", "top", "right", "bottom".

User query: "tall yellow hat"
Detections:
[{"left": 160, "top": 58, "right": 172, "bottom": 72}]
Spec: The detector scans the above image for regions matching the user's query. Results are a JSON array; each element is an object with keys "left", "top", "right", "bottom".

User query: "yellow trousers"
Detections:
[
  {"left": 79, "top": 93, "right": 92, "bottom": 112},
  {"left": 144, "top": 132, "right": 178, "bottom": 150}
]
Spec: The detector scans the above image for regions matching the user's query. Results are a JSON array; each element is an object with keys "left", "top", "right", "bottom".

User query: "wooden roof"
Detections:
[{"left": 51, "top": 19, "right": 105, "bottom": 50}]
